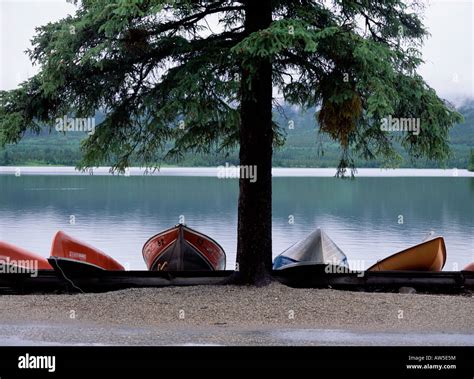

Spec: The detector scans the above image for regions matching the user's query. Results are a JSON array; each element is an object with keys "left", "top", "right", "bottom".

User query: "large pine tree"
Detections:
[{"left": 0, "top": 0, "right": 462, "bottom": 284}]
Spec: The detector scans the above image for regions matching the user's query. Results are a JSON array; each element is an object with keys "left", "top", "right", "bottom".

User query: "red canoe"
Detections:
[
  {"left": 49, "top": 231, "right": 124, "bottom": 273},
  {"left": 143, "top": 224, "right": 226, "bottom": 271},
  {"left": 0, "top": 241, "right": 52, "bottom": 271}
]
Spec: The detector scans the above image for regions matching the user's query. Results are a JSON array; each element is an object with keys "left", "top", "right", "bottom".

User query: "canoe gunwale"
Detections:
[
  {"left": 49, "top": 256, "right": 107, "bottom": 271},
  {"left": 273, "top": 261, "right": 353, "bottom": 272}
]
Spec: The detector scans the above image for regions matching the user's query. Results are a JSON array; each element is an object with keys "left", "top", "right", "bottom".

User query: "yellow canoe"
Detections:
[{"left": 368, "top": 237, "right": 447, "bottom": 272}]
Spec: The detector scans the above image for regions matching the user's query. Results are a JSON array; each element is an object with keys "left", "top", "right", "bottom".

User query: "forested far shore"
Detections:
[{"left": 1, "top": 103, "right": 474, "bottom": 170}]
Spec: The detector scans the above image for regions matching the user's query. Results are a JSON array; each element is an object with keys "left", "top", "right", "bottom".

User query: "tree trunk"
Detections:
[{"left": 232, "top": 0, "right": 273, "bottom": 285}]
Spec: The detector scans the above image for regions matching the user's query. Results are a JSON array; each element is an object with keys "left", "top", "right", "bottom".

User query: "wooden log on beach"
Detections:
[
  {"left": 273, "top": 266, "right": 474, "bottom": 294},
  {"left": 0, "top": 268, "right": 472, "bottom": 294},
  {"left": 51, "top": 270, "right": 233, "bottom": 293},
  {"left": 0, "top": 270, "right": 66, "bottom": 294}
]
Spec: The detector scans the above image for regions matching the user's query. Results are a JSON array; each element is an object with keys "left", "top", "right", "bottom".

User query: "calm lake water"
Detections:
[{"left": 0, "top": 172, "right": 473, "bottom": 270}]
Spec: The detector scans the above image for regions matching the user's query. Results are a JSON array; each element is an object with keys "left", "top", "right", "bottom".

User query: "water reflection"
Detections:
[{"left": 0, "top": 176, "right": 472, "bottom": 270}]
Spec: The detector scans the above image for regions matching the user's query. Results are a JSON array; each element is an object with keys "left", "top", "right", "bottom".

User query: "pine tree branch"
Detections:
[{"left": 147, "top": 4, "right": 245, "bottom": 37}]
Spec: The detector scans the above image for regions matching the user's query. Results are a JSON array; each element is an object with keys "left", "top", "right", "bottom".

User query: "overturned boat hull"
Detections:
[
  {"left": 0, "top": 241, "right": 52, "bottom": 271},
  {"left": 273, "top": 228, "right": 348, "bottom": 270},
  {"left": 367, "top": 237, "right": 447, "bottom": 272},
  {"left": 143, "top": 224, "right": 226, "bottom": 271},
  {"left": 49, "top": 231, "right": 125, "bottom": 274}
]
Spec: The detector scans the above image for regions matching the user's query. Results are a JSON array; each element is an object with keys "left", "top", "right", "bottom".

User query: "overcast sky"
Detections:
[{"left": 1, "top": 0, "right": 472, "bottom": 104}]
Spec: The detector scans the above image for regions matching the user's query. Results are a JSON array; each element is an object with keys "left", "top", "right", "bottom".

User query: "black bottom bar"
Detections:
[{"left": 0, "top": 346, "right": 472, "bottom": 377}]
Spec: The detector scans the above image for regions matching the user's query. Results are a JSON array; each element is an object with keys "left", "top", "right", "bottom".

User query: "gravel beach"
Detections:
[{"left": 0, "top": 283, "right": 472, "bottom": 345}]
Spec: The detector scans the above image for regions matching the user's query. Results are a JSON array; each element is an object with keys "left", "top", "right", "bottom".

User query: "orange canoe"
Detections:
[
  {"left": 368, "top": 237, "right": 447, "bottom": 272},
  {"left": 49, "top": 231, "right": 124, "bottom": 272},
  {"left": 0, "top": 241, "right": 52, "bottom": 271},
  {"left": 463, "top": 262, "right": 474, "bottom": 272},
  {"left": 143, "top": 224, "right": 226, "bottom": 271}
]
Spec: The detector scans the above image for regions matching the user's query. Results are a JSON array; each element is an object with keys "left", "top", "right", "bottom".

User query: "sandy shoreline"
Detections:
[{"left": 0, "top": 283, "right": 472, "bottom": 345}]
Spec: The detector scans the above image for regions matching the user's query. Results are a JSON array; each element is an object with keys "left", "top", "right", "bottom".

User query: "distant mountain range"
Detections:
[{"left": 1, "top": 100, "right": 473, "bottom": 169}]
